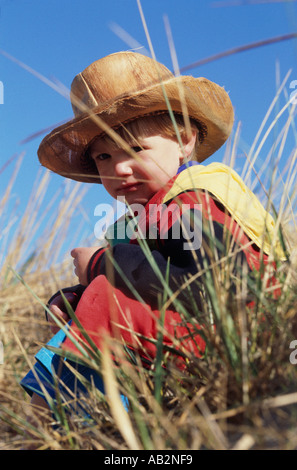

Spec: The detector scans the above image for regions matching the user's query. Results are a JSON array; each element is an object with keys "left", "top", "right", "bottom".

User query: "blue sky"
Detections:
[{"left": 0, "top": 0, "right": 296, "bottom": 261}]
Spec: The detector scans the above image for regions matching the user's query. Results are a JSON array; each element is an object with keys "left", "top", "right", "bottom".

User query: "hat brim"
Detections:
[{"left": 38, "top": 76, "right": 234, "bottom": 183}]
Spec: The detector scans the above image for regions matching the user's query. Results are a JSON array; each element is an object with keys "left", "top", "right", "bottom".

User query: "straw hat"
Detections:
[{"left": 38, "top": 51, "right": 234, "bottom": 183}]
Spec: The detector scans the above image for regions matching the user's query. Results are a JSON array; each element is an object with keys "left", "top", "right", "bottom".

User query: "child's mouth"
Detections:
[{"left": 117, "top": 182, "right": 142, "bottom": 193}]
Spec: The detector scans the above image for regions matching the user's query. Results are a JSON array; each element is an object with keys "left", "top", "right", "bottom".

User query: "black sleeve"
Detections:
[
  {"left": 45, "top": 284, "right": 86, "bottom": 321},
  {"left": 88, "top": 193, "right": 208, "bottom": 311}
]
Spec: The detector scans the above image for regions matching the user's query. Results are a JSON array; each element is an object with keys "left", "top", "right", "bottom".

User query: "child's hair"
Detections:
[{"left": 97, "top": 113, "right": 202, "bottom": 162}]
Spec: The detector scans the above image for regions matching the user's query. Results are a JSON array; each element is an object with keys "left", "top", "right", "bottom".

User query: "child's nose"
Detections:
[{"left": 114, "top": 157, "right": 133, "bottom": 176}]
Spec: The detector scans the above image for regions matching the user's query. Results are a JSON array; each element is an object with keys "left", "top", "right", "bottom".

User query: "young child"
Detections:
[{"left": 21, "top": 51, "right": 285, "bottom": 415}]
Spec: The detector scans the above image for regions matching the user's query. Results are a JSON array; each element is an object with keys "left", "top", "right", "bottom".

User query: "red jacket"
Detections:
[{"left": 52, "top": 163, "right": 283, "bottom": 362}]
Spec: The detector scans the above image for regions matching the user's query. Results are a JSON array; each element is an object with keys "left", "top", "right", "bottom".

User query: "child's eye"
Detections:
[
  {"left": 96, "top": 153, "right": 111, "bottom": 161},
  {"left": 131, "top": 146, "right": 143, "bottom": 153}
]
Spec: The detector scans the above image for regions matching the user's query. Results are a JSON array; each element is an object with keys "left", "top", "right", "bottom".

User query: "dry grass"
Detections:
[
  {"left": 1, "top": 248, "right": 297, "bottom": 450},
  {"left": 1, "top": 148, "right": 297, "bottom": 450},
  {"left": 1, "top": 34, "right": 297, "bottom": 450}
]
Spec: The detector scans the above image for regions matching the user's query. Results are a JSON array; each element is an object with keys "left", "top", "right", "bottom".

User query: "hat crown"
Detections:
[
  {"left": 38, "top": 51, "right": 234, "bottom": 183},
  {"left": 70, "top": 51, "right": 173, "bottom": 117}
]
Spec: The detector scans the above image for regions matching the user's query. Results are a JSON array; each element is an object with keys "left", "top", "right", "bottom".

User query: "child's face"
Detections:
[{"left": 89, "top": 134, "right": 185, "bottom": 205}]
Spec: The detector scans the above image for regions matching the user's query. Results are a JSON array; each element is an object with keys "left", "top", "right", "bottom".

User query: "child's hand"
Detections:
[
  {"left": 48, "top": 292, "right": 76, "bottom": 335},
  {"left": 71, "top": 247, "right": 99, "bottom": 286}
]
